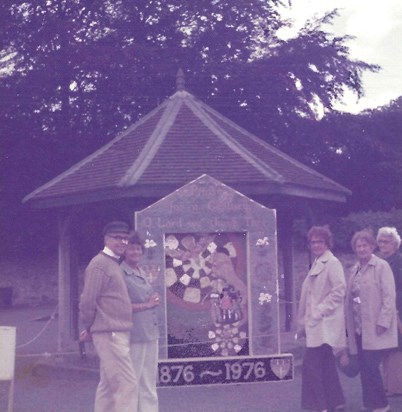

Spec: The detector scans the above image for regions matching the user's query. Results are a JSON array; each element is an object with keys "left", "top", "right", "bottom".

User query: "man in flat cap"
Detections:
[{"left": 79, "top": 221, "right": 138, "bottom": 412}]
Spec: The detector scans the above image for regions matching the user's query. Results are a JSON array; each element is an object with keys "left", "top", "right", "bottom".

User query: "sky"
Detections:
[{"left": 277, "top": 0, "right": 402, "bottom": 113}]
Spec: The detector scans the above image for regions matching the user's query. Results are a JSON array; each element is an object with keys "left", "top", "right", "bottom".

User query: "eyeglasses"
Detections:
[
  {"left": 310, "top": 240, "right": 325, "bottom": 245},
  {"left": 378, "top": 239, "right": 392, "bottom": 244},
  {"left": 108, "top": 235, "right": 129, "bottom": 243}
]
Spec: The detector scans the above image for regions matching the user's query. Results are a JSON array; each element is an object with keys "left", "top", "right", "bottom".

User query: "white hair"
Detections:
[{"left": 377, "top": 226, "right": 401, "bottom": 248}]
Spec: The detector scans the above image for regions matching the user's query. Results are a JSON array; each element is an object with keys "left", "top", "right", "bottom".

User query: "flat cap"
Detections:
[{"left": 103, "top": 221, "right": 130, "bottom": 236}]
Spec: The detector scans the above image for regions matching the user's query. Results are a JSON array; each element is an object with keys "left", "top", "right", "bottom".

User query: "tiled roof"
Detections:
[{"left": 24, "top": 90, "right": 351, "bottom": 207}]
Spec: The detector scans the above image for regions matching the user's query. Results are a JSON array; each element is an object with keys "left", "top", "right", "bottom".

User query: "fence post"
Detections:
[{"left": 0, "top": 326, "right": 16, "bottom": 412}]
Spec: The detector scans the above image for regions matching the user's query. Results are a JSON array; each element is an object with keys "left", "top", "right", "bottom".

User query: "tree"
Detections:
[
  {"left": 1, "top": 3, "right": 376, "bottom": 164},
  {"left": 0, "top": 1, "right": 384, "bottom": 255},
  {"left": 0, "top": 0, "right": 283, "bottom": 254},
  {"left": 321, "top": 104, "right": 402, "bottom": 211},
  {"left": 208, "top": 10, "right": 379, "bottom": 152}
]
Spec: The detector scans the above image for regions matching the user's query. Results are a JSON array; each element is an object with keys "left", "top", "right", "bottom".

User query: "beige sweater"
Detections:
[{"left": 79, "top": 252, "right": 133, "bottom": 333}]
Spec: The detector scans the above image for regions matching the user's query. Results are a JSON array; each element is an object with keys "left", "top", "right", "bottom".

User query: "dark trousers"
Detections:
[
  {"left": 301, "top": 344, "right": 345, "bottom": 411},
  {"left": 356, "top": 334, "right": 388, "bottom": 409}
]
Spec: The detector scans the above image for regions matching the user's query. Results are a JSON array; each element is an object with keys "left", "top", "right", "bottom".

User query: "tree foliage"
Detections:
[
  {"left": 314, "top": 102, "right": 402, "bottom": 211},
  {"left": 0, "top": 0, "right": 397, "bottom": 254},
  {"left": 216, "top": 10, "right": 379, "bottom": 148}
]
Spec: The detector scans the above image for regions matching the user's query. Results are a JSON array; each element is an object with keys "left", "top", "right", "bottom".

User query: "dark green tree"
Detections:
[
  {"left": 316, "top": 101, "right": 402, "bottom": 211},
  {"left": 0, "top": 1, "right": 387, "bottom": 255}
]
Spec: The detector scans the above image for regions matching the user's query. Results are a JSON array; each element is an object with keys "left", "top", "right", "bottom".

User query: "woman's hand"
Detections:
[
  {"left": 133, "top": 293, "right": 161, "bottom": 311},
  {"left": 339, "top": 353, "right": 349, "bottom": 367},
  {"left": 294, "top": 328, "right": 306, "bottom": 341},
  {"left": 397, "top": 315, "right": 402, "bottom": 334},
  {"left": 147, "top": 292, "right": 161, "bottom": 308}
]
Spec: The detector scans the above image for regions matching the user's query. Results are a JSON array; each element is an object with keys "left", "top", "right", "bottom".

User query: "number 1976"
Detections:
[{"left": 225, "top": 361, "right": 266, "bottom": 380}]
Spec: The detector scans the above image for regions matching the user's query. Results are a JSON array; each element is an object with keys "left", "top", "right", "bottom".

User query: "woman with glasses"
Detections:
[
  {"left": 345, "top": 229, "right": 397, "bottom": 412},
  {"left": 121, "top": 231, "right": 160, "bottom": 412},
  {"left": 297, "top": 225, "right": 346, "bottom": 412},
  {"left": 377, "top": 227, "right": 402, "bottom": 397}
]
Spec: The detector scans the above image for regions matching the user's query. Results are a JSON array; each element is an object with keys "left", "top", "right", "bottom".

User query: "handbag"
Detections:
[{"left": 336, "top": 352, "right": 360, "bottom": 378}]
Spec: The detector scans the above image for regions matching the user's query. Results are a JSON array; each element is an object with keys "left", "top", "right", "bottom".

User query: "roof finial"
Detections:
[{"left": 176, "top": 68, "right": 185, "bottom": 91}]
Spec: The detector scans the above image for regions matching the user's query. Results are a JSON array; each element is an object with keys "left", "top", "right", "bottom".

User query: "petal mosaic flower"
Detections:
[
  {"left": 164, "top": 233, "right": 238, "bottom": 304},
  {"left": 208, "top": 324, "right": 247, "bottom": 356}
]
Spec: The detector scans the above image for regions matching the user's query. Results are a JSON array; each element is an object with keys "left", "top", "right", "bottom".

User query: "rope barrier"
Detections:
[
  {"left": 16, "top": 351, "right": 78, "bottom": 358},
  {"left": 13, "top": 294, "right": 297, "bottom": 354},
  {"left": 15, "top": 330, "right": 292, "bottom": 359},
  {"left": 16, "top": 304, "right": 58, "bottom": 350}
]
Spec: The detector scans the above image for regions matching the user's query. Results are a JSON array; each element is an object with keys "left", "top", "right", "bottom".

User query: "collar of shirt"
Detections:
[
  {"left": 120, "top": 260, "right": 141, "bottom": 276},
  {"left": 102, "top": 246, "right": 121, "bottom": 260},
  {"left": 356, "top": 254, "right": 376, "bottom": 273},
  {"left": 308, "top": 250, "right": 333, "bottom": 276}
]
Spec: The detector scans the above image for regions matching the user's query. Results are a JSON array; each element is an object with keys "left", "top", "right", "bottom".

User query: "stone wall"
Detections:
[
  {"left": 0, "top": 249, "right": 356, "bottom": 308},
  {"left": 0, "top": 256, "right": 58, "bottom": 306}
]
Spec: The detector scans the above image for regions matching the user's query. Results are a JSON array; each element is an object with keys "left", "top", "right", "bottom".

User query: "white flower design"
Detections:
[
  {"left": 145, "top": 239, "right": 157, "bottom": 248},
  {"left": 258, "top": 292, "right": 272, "bottom": 305},
  {"left": 256, "top": 237, "right": 269, "bottom": 247}
]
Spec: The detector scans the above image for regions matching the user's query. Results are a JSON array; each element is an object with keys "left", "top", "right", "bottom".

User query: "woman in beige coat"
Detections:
[
  {"left": 345, "top": 229, "right": 397, "bottom": 412},
  {"left": 297, "top": 225, "right": 346, "bottom": 412}
]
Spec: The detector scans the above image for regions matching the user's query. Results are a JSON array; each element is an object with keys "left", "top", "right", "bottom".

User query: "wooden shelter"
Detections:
[{"left": 24, "top": 71, "right": 351, "bottom": 351}]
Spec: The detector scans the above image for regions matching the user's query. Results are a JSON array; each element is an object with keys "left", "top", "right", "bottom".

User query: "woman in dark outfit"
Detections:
[{"left": 377, "top": 227, "right": 402, "bottom": 396}]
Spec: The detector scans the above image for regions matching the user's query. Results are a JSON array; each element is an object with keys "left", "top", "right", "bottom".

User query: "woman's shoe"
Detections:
[
  {"left": 333, "top": 405, "right": 345, "bottom": 411},
  {"left": 372, "top": 404, "right": 390, "bottom": 412},
  {"left": 386, "top": 391, "right": 402, "bottom": 397}
]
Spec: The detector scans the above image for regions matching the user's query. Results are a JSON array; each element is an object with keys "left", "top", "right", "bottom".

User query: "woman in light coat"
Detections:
[
  {"left": 345, "top": 229, "right": 397, "bottom": 412},
  {"left": 297, "top": 225, "right": 346, "bottom": 412}
]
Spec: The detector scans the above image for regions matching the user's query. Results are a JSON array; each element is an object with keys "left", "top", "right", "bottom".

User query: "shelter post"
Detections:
[
  {"left": 278, "top": 209, "right": 295, "bottom": 332},
  {"left": 57, "top": 214, "right": 74, "bottom": 352}
]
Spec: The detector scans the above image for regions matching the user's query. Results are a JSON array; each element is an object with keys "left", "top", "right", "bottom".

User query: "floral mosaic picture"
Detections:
[{"left": 165, "top": 232, "right": 248, "bottom": 358}]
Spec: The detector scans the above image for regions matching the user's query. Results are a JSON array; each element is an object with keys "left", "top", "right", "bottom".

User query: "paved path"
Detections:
[{"left": 2, "top": 305, "right": 402, "bottom": 411}]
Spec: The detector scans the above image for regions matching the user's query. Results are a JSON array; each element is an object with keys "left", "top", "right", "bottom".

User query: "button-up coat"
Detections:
[
  {"left": 298, "top": 249, "right": 347, "bottom": 349},
  {"left": 345, "top": 254, "right": 397, "bottom": 354},
  {"left": 120, "top": 261, "right": 160, "bottom": 343}
]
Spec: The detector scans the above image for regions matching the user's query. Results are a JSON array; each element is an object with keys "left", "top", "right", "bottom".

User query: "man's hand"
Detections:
[{"left": 79, "top": 329, "right": 92, "bottom": 342}]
